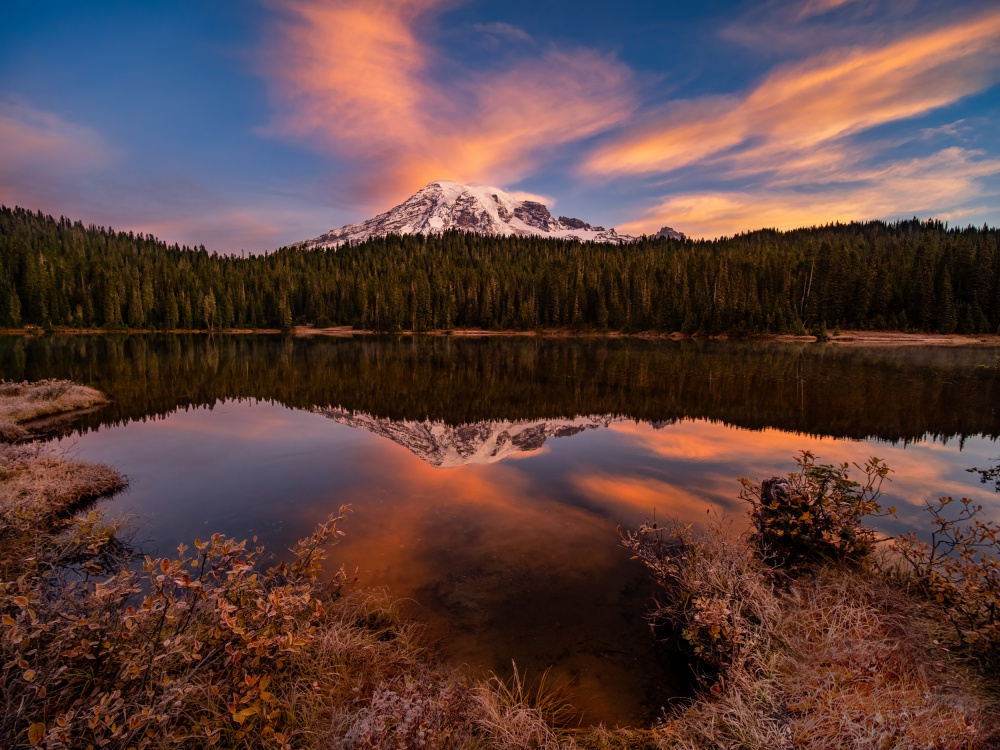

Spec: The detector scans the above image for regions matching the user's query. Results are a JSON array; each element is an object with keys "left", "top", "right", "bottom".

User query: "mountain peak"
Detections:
[
  {"left": 295, "top": 180, "right": 641, "bottom": 248},
  {"left": 653, "top": 225, "right": 686, "bottom": 240}
]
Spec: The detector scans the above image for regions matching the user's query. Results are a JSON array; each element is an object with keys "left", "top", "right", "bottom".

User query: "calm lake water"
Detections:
[{"left": 2, "top": 334, "right": 999, "bottom": 725}]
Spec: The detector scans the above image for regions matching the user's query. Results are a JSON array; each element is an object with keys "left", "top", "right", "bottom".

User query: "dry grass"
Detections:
[
  {"left": 277, "top": 592, "right": 476, "bottom": 750},
  {"left": 470, "top": 666, "right": 578, "bottom": 750},
  {"left": 286, "top": 594, "right": 586, "bottom": 750},
  {"left": 642, "top": 523, "right": 1000, "bottom": 750},
  {"left": 778, "top": 572, "right": 996, "bottom": 749},
  {"left": 0, "top": 379, "right": 107, "bottom": 441},
  {"left": 0, "top": 444, "right": 125, "bottom": 538}
]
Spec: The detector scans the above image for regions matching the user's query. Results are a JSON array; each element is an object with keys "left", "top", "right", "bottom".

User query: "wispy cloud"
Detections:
[
  {"left": 265, "top": 0, "right": 636, "bottom": 205},
  {"left": 472, "top": 21, "right": 532, "bottom": 43},
  {"left": 586, "top": 9, "right": 1000, "bottom": 178},
  {"left": 0, "top": 97, "right": 114, "bottom": 203},
  {"left": 619, "top": 148, "right": 1000, "bottom": 238},
  {"left": 584, "top": 7, "right": 1000, "bottom": 237},
  {"left": 796, "top": 0, "right": 866, "bottom": 21}
]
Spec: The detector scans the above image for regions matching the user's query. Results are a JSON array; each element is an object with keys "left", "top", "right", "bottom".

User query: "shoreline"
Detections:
[
  {"left": 2, "top": 326, "right": 999, "bottom": 347},
  {"left": 4, "top": 380, "right": 1000, "bottom": 747}
]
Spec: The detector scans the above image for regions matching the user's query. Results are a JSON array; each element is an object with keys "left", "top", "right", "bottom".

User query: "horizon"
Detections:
[
  {"left": 6, "top": 200, "right": 996, "bottom": 253},
  {"left": 2, "top": 0, "right": 1000, "bottom": 251}
]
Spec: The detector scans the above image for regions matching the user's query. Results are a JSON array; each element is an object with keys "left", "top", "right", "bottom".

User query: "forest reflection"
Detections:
[{"left": 1, "top": 333, "right": 997, "bottom": 443}]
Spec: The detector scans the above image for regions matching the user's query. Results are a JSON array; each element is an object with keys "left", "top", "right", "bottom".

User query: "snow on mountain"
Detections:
[
  {"left": 295, "top": 180, "right": 649, "bottom": 248},
  {"left": 653, "top": 226, "right": 686, "bottom": 240},
  {"left": 311, "top": 407, "right": 626, "bottom": 468}
]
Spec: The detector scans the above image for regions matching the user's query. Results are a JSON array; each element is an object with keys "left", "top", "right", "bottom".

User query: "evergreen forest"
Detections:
[{"left": 1, "top": 205, "right": 998, "bottom": 335}]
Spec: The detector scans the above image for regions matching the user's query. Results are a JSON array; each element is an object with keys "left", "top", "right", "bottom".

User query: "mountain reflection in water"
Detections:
[{"left": 1, "top": 334, "right": 998, "bottom": 725}]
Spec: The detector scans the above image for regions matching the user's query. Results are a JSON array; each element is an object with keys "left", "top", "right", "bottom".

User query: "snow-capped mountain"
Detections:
[
  {"left": 295, "top": 180, "right": 651, "bottom": 248},
  {"left": 311, "top": 407, "right": 625, "bottom": 468}
]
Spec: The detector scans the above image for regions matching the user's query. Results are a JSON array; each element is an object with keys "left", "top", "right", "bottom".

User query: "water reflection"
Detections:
[{"left": 2, "top": 334, "right": 998, "bottom": 725}]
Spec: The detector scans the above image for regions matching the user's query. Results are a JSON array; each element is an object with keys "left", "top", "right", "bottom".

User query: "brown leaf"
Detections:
[{"left": 27, "top": 722, "right": 45, "bottom": 746}]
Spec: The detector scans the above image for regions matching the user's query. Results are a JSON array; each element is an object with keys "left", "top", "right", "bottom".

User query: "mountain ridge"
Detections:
[{"left": 295, "top": 180, "right": 684, "bottom": 248}]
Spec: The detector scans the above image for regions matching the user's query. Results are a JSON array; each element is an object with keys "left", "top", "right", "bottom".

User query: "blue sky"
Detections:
[{"left": 2, "top": 0, "right": 999, "bottom": 251}]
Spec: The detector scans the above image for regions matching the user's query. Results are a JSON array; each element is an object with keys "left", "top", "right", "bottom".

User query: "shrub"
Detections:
[
  {"left": 896, "top": 496, "right": 1000, "bottom": 657},
  {"left": 740, "top": 451, "right": 893, "bottom": 569},
  {"left": 1, "top": 507, "right": 352, "bottom": 749},
  {"left": 621, "top": 457, "right": 1000, "bottom": 749}
]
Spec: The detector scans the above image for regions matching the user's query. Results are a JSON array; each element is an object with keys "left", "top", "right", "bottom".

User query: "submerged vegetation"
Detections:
[
  {"left": 2, "top": 206, "right": 999, "bottom": 335},
  {"left": 3, "top": 380, "right": 1000, "bottom": 748}
]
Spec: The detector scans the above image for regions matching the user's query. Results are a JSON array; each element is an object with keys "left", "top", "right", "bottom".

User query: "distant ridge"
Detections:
[{"left": 294, "top": 180, "right": 683, "bottom": 248}]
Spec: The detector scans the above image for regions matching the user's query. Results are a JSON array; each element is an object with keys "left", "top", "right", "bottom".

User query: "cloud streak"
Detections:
[
  {"left": 0, "top": 98, "right": 113, "bottom": 204},
  {"left": 585, "top": 8, "right": 1000, "bottom": 236},
  {"left": 266, "top": 0, "right": 636, "bottom": 205},
  {"left": 619, "top": 147, "right": 1000, "bottom": 238},
  {"left": 472, "top": 21, "right": 532, "bottom": 43},
  {"left": 586, "top": 9, "right": 1000, "bottom": 178}
]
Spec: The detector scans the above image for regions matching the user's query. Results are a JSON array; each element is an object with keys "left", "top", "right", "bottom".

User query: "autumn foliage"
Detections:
[{"left": 1, "top": 505, "right": 352, "bottom": 749}]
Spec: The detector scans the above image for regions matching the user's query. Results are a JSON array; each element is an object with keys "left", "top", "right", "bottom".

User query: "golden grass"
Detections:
[
  {"left": 778, "top": 572, "right": 995, "bottom": 749},
  {"left": 0, "top": 443, "right": 126, "bottom": 561},
  {"left": 0, "top": 379, "right": 107, "bottom": 440},
  {"left": 649, "top": 530, "right": 1000, "bottom": 750},
  {"left": 276, "top": 592, "right": 474, "bottom": 749}
]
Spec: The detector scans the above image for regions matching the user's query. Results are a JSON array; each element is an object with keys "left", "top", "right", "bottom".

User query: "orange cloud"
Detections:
[
  {"left": 620, "top": 147, "right": 1000, "bottom": 238},
  {"left": 586, "top": 9, "right": 1000, "bottom": 179},
  {"left": 584, "top": 8, "right": 1000, "bottom": 237},
  {"left": 267, "top": 0, "right": 636, "bottom": 204}
]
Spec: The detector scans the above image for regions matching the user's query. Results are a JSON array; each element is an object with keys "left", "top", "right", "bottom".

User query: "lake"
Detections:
[{"left": 2, "top": 334, "right": 998, "bottom": 725}]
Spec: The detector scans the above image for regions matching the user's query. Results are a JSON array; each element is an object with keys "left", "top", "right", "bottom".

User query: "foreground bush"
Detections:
[
  {"left": 620, "top": 519, "right": 778, "bottom": 678},
  {"left": 897, "top": 496, "right": 1000, "bottom": 660},
  {"left": 740, "top": 451, "right": 893, "bottom": 569},
  {"left": 623, "top": 454, "right": 1000, "bottom": 749},
  {"left": 1, "top": 503, "right": 354, "bottom": 748}
]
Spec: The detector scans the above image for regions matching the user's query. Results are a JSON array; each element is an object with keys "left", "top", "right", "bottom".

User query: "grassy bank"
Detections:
[
  {"left": 621, "top": 454, "right": 1000, "bottom": 748},
  {"left": 0, "top": 379, "right": 108, "bottom": 441},
  {"left": 2, "top": 381, "right": 999, "bottom": 748}
]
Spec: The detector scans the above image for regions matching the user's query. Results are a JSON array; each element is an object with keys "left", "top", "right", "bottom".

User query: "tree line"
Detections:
[{"left": 1, "top": 205, "right": 998, "bottom": 334}]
